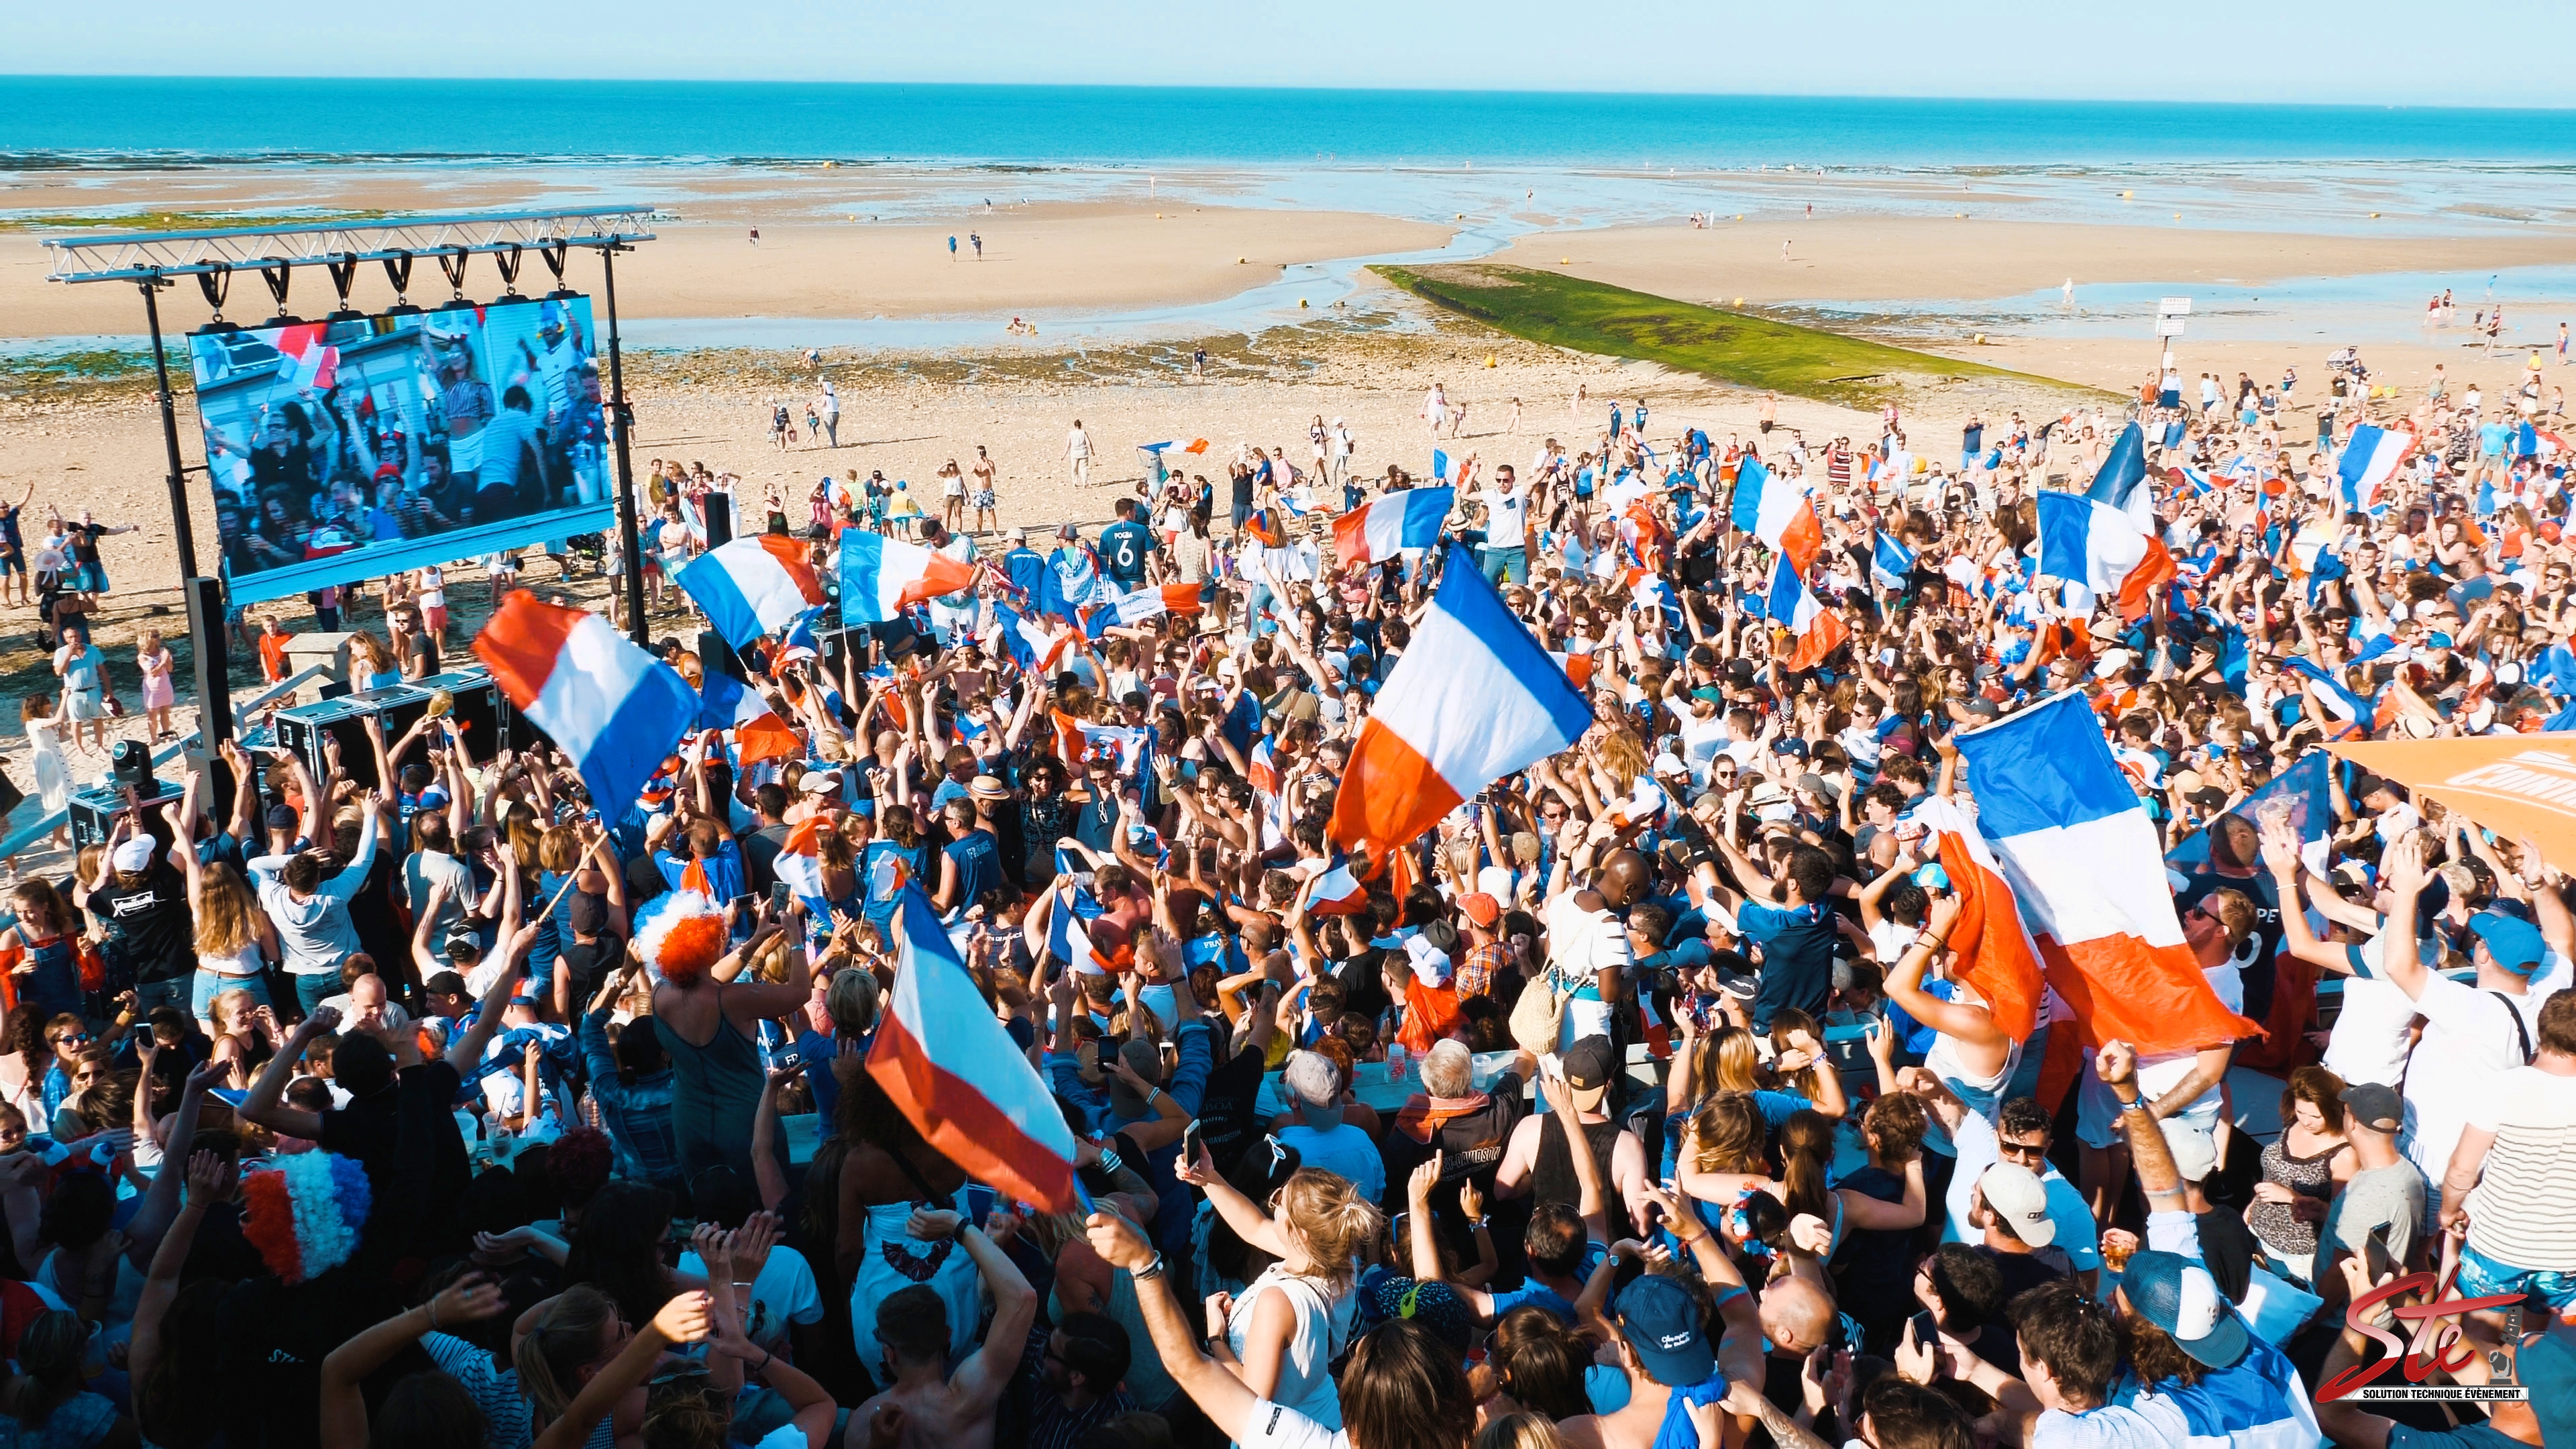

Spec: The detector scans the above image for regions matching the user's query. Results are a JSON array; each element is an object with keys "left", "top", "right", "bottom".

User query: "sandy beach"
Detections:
[{"left": 5, "top": 157, "right": 2575, "bottom": 828}]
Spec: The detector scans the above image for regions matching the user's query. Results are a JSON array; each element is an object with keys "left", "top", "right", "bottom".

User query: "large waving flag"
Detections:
[
  {"left": 1306, "top": 855, "right": 1370, "bottom": 916},
  {"left": 1909, "top": 796, "right": 2044, "bottom": 1042},
  {"left": 1953, "top": 692, "right": 2257, "bottom": 1057},
  {"left": 474, "top": 593, "right": 695, "bottom": 817},
  {"left": 1766, "top": 553, "right": 1849, "bottom": 672},
  {"left": 1328, "top": 545, "right": 1589, "bottom": 864},
  {"left": 2284, "top": 655, "right": 2371, "bottom": 737},
  {"left": 1729, "top": 458, "right": 1823, "bottom": 574},
  {"left": 838, "top": 534, "right": 977, "bottom": 624},
  {"left": 677, "top": 535, "right": 828, "bottom": 651},
  {"left": 2086, "top": 422, "right": 2155, "bottom": 533},
  {"left": 2337, "top": 423, "right": 2416, "bottom": 515},
  {"left": 868, "top": 890, "right": 1081, "bottom": 1211},
  {"left": 1053, "top": 714, "right": 1150, "bottom": 776},
  {"left": 2036, "top": 490, "right": 2174, "bottom": 622},
  {"left": 1333, "top": 486, "right": 1452, "bottom": 571},
  {"left": 698, "top": 669, "right": 802, "bottom": 765}
]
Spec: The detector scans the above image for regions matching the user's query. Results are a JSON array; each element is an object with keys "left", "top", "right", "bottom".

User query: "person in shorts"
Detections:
[{"left": 0, "top": 478, "right": 32, "bottom": 607}]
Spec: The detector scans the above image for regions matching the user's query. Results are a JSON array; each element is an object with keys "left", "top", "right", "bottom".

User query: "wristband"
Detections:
[
  {"left": 1130, "top": 1250, "right": 1166, "bottom": 1281},
  {"left": 1470, "top": 1215, "right": 1491, "bottom": 1232}
]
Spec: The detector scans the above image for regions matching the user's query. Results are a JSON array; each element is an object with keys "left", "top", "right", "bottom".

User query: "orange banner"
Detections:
[{"left": 2327, "top": 735, "right": 2576, "bottom": 871}]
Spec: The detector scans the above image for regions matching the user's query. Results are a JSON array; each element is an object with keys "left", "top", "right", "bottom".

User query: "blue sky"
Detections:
[{"left": 11, "top": 1, "right": 2575, "bottom": 106}]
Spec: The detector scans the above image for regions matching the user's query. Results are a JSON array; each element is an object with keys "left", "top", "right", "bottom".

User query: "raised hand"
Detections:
[
  {"left": 651, "top": 1290, "right": 713, "bottom": 1344},
  {"left": 427, "top": 1271, "right": 509, "bottom": 1329}
]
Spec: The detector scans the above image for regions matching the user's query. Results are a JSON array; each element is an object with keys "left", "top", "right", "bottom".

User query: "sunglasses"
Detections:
[
  {"left": 1997, "top": 1138, "right": 2048, "bottom": 1163},
  {"left": 49, "top": 1034, "right": 89, "bottom": 1048}
]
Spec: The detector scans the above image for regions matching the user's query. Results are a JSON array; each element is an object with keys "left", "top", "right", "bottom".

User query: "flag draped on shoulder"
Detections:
[
  {"left": 1908, "top": 796, "right": 2045, "bottom": 1042},
  {"left": 474, "top": 592, "right": 696, "bottom": 816},
  {"left": 867, "top": 890, "right": 1081, "bottom": 1212},
  {"left": 1328, "top": 545, "right": 1589, "bottom": 865},
  {"left": 676, "top": 535, "right": 828, "bottom": 651},
  {"left": 1333, "top": 486, "right": 1452, "bottom": 570},
  {"left": 1951, "top": 692, "right": 2257, "bottom": 1057}
]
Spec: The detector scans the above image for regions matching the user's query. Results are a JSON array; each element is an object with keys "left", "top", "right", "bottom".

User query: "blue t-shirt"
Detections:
[
  {"left": 942, "top": 828, "right": 1005, "bottom": 910},
  {"left": 1736, "top": 899, "right": 1837, "bottom": 1032},
  {"left": 1098, "top": 520, "right": 1154, "bottom": 587}
]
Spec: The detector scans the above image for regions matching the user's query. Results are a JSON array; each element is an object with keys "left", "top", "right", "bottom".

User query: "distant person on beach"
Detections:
[
  {"left": 970, "top": 446, "right": 999, "bottom": 533},
  {"left": 970, "top": 232, "right": 982, "bottom": 259},
  {"left": 0, "top": 477, "right": 31, "bottom": 607},
  {"left": 818, "top": 382, "right": 840, "bottom": 447},
  {"left": 1066, "top": 419, "right": 1094, "bottom": 487},
  {"left": 949, "top": 235, "right": 959, "bottom": 261},
  {"left": 749, "top": 225, "right": 759, "bottom": 246}
]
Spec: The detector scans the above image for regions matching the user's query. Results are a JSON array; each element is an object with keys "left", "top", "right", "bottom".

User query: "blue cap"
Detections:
[
  {"left": 1615, "top": 1275, "right": 1717, "bottom": 1388},
  {"left": 2121, "top": 1250, "right": 2249, "bottom": 1368},
  {"left": 2469, "top": 909, "right": 2546, "bottom": 975}
]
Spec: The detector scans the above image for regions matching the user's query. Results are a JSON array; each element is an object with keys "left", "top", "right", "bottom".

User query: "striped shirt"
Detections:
[{"left": 2463, "top": 1066, "right": 2576, "bottom": 1271}]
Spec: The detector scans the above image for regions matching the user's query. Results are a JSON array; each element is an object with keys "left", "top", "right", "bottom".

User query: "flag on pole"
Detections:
[
  {"left": 677, "top": 535, "right": 829, "bottom": 651},
  {"left": 696, "top": 670, "right": 803, "bottom": 765},
  {"left": 2086, "top": 422, "right": 2155, "bottom": 532},
  {"left": 1729, "top": 458, "right": 1823, "bottom": 574},
  {"left": 2035, "top": 490, "right": 2176, "bottom": 622},
  {"left": 1951, "top": 692, "right": 2257, "bottom": 1057},
  {"left": 1333, "top": 486, "right": 1453, "bottom": 570},
  {"left": 868, "top": 890, "right": 1081, "bottom": 1211},
  {"left": 2337, "top": 424, "right": 2416, "bottom": 515},
  {"left": 1328, "top": 546, "right": 1589, "bottom": 865},
  {"left": 1766, "top": 553, "right": 1849, "bottom": 672},
  {"left": 474, "top": 592, "right": 695, "bottom": 817}
]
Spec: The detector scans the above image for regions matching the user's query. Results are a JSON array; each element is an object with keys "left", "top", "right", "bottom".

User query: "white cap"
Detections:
[
  {"left": 2161, "top": 1122, "right": 2218, "bottom": 1182},
  {"left": 1404, "top": 934, "right": 1454, "bottom": 987},
  {"left": 111, "top": 838, "right": 156, "bottom": 873},
  {"left": 1978, "top": 1163, "right": 2057, "bottom": 1246},
  {"left": 1283, "top": 1050, "right": 1340, "bottom": 1106}
]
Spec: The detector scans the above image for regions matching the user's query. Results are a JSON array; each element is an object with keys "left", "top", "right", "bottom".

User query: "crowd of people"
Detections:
[{"left": 9, "top": 333, "right": 2576, "bottom": 1449}]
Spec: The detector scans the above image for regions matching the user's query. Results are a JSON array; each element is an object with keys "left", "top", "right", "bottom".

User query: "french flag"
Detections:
[
  {"left": 2337, "top": 424, "right": 2416, "bottom": 515},
  {"left": 1548, "top": 650, "right": 1597, "bottom": 690},
  {"left": 838, "top": 534, "right": 978, "bottom": 624},
  {"left": 271, "top": 323, "right": 340, "bottom": 392},
  {"left": 2035, "top": 490, "right": 2174, "bottom": 622},
  {"left": 1038, "top": 546, "right": 1109, "bottom": 624},
  {"left": 1870, "top": 531, "right": 1915, "bottom": 590},
  {"left": 1307, "top": 855, "right": 1369, "bottom": 916},
  {"left": 474, "top": 592, "right": 696, "bottom": 818},
  {"left": 697, "top": 669, "right": 802, "bottom": 766},
  {"left": 1054, "top": 714, "right": 1150, "bottom": 776},
  {"left": 1729, "top": 458, "right": 1823, "bottom": 574},
  {"left": 773, "top": 815, "right": 828, "bottom": 908},
  {"left": 1047, "top": 894, "right": 1129, "bottom": 976},
  {"left": 987, "top": 600, "right": 1070, "bottom": 674},
  {"left": 1908, "top": 796, "right": 2045, "bottom": 1042},
  {"left": 1327, "top": 545, "right": 1589, "bottom": 865},
  {"left": 1110, "top": 582, "right": 1207, "bottom": 626},
  {"left": 867, "top": 890, "right": 1082, "bottom": 1211},
  {"left": 676, "top": 535, "right": 828, "bottom": 651},
  {"left": 1951, "top": 692, "right": 2256, "bottom": 1057},
  {"left": 1333, "top": 486, "right": 1452, "bottom": 571},
  {"left": 2086, "top": 422, "right": 2155, "bottom": 533},
  {"left": 1766, "top": 554, "right": 1849, "bottom": 672},
  {"left": 2284, "top": 655, "right": 2371, "bottom": 737}
]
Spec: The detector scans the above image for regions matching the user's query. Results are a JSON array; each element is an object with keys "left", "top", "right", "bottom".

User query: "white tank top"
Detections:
[
  {"left": 197, "top": 941, "right": 266, "bottom": 978},
  {"left": 1925, "top": 1030, "right": 2021, "bottom": 1118},
  {"left": 1225, "top": 1267, "right": 1349, "bottom": 1434}
]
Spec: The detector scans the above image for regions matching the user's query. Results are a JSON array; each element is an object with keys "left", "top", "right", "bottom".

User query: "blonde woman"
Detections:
[
  {"left": 180, "top": 853, "right": 275, "bottom": 1033},
  {"left": 207, "top": 989, "right": 278, "bottom": 1091},
  {"left": 1176, "top": 1152, "right": 1382, "bottom": 1434}
]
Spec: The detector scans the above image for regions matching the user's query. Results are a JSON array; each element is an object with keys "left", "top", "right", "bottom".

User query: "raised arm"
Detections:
[
  {"left": 240, "top": 1009, "right": 337, "bottom": 1142},
  {"left": 321, "top": 1275, "right": 511, "bottom": 1449}
]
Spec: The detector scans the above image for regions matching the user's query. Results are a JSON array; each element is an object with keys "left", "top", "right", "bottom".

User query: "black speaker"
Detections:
[
  {"left": 109, "top": 739, "right": 156, "bottom": 794},
  {"left": 67, "top": 778, "right": 185, "bottom": 851},
  {"left": 410, "top": 670, "right": 503, "bottom": 765},
  {"left": 272, "top": 684, "right": 426, "bottom": 791}
]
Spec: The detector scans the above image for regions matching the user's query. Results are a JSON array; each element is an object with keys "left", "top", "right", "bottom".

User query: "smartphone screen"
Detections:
[
  {"left": 771, "top": 880, "right": 793, "bottom": 911},
  {"left": 1182, "top": 1120, "right": 1203, "bottom": 1166}
]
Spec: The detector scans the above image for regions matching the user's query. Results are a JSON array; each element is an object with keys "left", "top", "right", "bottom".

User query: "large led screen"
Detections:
[{"left": 190, "top": 296, "right": 613, "bottom": 604}]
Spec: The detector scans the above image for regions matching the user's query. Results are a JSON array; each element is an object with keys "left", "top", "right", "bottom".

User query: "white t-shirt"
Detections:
[
  {"left": 1067, "top": 429, "right": 1092, "bottom": 460},
  {"left": 1940, "top": 1111, "right": 2104, "bottom": 1272},
  {"left": 1544, "top": 890, "right": 1634, "bottom": 994},
  {"left": 2402, "top": 975, "right": 2546, "bottom": 1190},
  {"left": 2322, "top": 934, "right": 2424, "bottom": 1088},
  {"left": 678, "top": 1244, "right": 825, "bottom": 1348}
]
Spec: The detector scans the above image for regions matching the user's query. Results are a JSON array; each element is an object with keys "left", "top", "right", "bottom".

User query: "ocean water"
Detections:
[{"left": 11, "top": 78, "right": 2576, "bottom": 168}]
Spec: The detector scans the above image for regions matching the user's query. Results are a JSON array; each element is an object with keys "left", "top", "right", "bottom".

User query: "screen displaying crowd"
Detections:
[
  {"left": 189, "top": 296, "right": 608, "bottom": 598},
  {"left": 16, "top": 350, "right": 2576, "bottom": 1449}
]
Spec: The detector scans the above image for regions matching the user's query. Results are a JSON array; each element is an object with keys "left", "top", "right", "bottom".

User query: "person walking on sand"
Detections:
[
  {"left": 948, "top": 235, "right": 959, "bottom": 261},
  {"left": 136, "top": 629, "right": 177, "bottom": 744},
  {"left": 1066, "top": 419, "right": 1094, "bottom": 488},
  {"left": 818, "top": 381, "right": 840, "bottom": 448},
  {"left": 938, "top": 460, "right": 967, "bottom": 531},
  {"left": 970, "top": 231, "right": 982, "bottom": 259},
  {"left": 1506, "top": 396, "right": 1521, "bottom": 435},
  {"left": 1423, "top": 382, "right": 1449, "bottom": 439},
  {"left": 1447, "top": 397, "right": 1469, "bottom": 439},
  {"left": 748, "top": 225, "right": 759, "bottom": 246},
  {"left": 1572, "top": 380, "right": 1587, "bottom": 421}
]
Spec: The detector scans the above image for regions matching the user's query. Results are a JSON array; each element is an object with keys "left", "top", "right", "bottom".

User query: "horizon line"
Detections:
[{"left": 5, "top": 74, "right": 2574, "bottom": 114}]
